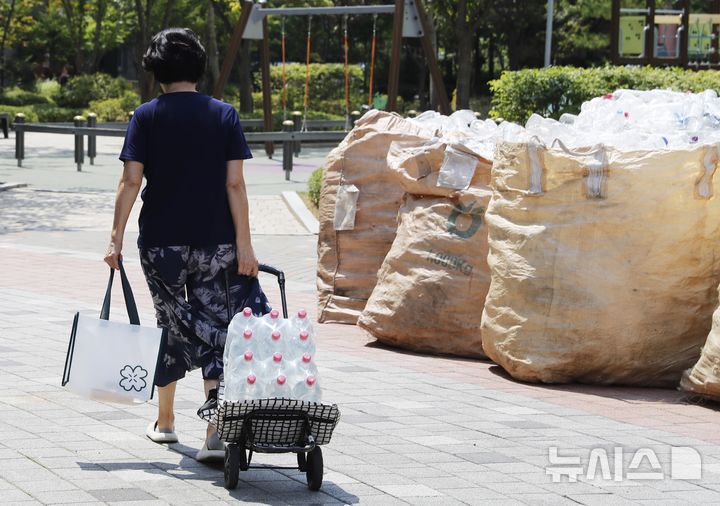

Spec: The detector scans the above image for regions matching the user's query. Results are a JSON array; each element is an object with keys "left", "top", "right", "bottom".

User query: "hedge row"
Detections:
[{"left": 489, "top": 66, "right": 720, "bottom": 124}]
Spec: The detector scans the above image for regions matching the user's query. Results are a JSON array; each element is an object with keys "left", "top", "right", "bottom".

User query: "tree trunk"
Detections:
[
  {"left": 238, "top": 39, "right": 253, "bottom": 113},
  {"left": 454, "top": 0, "right": 472, "bottom": 110},
  {"left": 206, "top": 0, "right": 220, "bottom": 91},
  {"left": 0, "top": 0, "right": 17, "bottom": 93},
  {"left": 488, "top": 32, "right": 495, "bottom": 77},
  {"left": 134, "top": 0, "right": 154, "bottom": 102},
  {"left": 89, "top": 0, "right": 107, "bottom": 73}
]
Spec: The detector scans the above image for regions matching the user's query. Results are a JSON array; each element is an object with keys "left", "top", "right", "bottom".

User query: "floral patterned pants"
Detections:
[{"left": 139, "top": 244, "right": 270, "bottom": 387}]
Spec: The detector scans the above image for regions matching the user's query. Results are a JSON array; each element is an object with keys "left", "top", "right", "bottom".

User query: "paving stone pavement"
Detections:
[{"left": 3, "top": 135, "right": 720, "bottom": 505}]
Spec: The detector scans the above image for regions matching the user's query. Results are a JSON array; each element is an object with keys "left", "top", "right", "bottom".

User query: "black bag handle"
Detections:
[
  {"left": 258, "top": 263, "right": 288, "bottom": 318},
  {"left": 100, "top": 260, "right": 140, "bottom": 325}
]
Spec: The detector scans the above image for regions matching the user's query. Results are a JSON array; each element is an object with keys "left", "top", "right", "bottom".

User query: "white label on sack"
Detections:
[
  {"left": 334, "top": 184, "right": 360, "bottom": 231},
  {"left": 698, "top": 144, "right": 719, "bottom": 199},
  {"left": 437, "top": 147, "right": 477, "bottom": 190},
  {"left": 584, "top": 152, "right": 608, "bottom": 199},
  {"left": 527, "top": 141, "right": 544, "bottom": 195}
]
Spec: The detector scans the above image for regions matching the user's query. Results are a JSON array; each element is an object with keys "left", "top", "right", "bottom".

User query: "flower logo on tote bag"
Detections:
[{"left": 119, "top": 365, "right": 149, "bottom": 392}]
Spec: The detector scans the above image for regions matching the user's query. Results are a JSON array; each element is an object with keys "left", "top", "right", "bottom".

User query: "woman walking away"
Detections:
[{"left": 104, "top": 27, "right": 270, "bottom": 462}]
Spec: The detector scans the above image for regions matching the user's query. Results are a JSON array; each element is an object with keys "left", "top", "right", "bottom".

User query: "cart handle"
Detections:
[{"left": 258, "top": 263, "right": 288, "bottom": 319}]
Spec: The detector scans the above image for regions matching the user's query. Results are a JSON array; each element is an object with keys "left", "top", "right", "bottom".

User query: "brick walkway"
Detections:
[{"left": 2, "top": 163, "right": 720, "bottom": 504}]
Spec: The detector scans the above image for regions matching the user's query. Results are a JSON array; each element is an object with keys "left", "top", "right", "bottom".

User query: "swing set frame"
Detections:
[{"left": 213, "top": 0, "right": 450, "bottom": 140}]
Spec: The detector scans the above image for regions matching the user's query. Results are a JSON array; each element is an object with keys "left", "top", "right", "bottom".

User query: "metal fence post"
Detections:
[
  {"left": 292, "top": 111, "right": 302, "bottom": 157},
  {"left": 282, "top": 120, "right": 294, "bottom": 181},
  {"left": 14, "top": 113, "right": 25, "bottom": 167},
  {"left": 74, "top": 115, "right": 85, "bottom": 172},
  {"left": 87, "top": 113, "right": 97, "bottom": 165}
]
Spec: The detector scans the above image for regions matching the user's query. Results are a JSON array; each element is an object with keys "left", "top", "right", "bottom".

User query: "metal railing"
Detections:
[{"left": 11, "top": 113, "right": 356, "bottom": 180}]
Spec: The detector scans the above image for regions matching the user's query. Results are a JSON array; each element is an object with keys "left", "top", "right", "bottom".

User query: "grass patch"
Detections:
[{"left": 298, "top": 191, "right": 319, "bottom": 219}]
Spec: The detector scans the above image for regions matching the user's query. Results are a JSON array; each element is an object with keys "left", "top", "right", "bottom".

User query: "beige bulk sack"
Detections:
[
  {"left": 317, "top": 111, "right": 432, "bottom": 324},
  {"left": 482, "top": 140, "right": 720, "bottom": 386},
  {"left": 358, "top": 141, "right": 491, "bottom": 358},
  {"left": 680, "top": 286, "right": 720, "bottom": 400}
]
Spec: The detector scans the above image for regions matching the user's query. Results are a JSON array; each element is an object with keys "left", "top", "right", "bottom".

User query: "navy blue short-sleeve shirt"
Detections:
[{"left": 119, "top": 92, "right": 252, "bottom": 248}]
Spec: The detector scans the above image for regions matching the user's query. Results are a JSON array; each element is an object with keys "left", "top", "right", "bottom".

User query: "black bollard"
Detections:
[
  {"left": 292, "top": 111, "right": 302, "bottom": 156},
  {"left": 350, "top": 110, "right": 361, "bottom": 128},
  {"left": 87, "top": 113, "right": 97, "bottom": 165},
  {"left": 282, "top": 120, "right": 294, "bottom": 181},
  {"left": 14, "top": 113, "right": 25, "bottom": 167},
  {"left": 407, "top": 110, "right": 417, "bottom": 118},
  {"left": 474, "top": 111, "right": 482, "bottom": 120},
  {"left": 74, "top": 115, "right": 85, "bottom": 172}
]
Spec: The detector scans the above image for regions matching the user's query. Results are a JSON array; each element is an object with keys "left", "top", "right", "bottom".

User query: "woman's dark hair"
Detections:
[{"left": 142, "top": 28, "right": 206, "bottom": 84}]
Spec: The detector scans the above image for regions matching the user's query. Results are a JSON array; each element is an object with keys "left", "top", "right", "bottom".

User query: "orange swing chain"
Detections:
[
  {"left": 281, "top": 16, "right": 287, "bottom": 120},
  {"left": 302, "top": 15, "right": 312, "bottom": 132},
  {"left": 368, "top": 14, "right": 377, "bottom": 108},
  {"left": 343, "top": 15, "right": 350, "bottom": 130}
]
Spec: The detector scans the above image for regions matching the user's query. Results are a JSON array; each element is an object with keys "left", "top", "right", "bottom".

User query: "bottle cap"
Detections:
[
  {"left": 244, "top": 351, "right": 253, "bottom": 361},
  {"left": 247, "top": 374, "right": 256, "bottom": 384},
  {"left": 297, "top": 309, "right": 308, "bottom": 319},
  {"left": 306, "top": 376, "right": 316, "bottom": 386},
  {"left": 270, "top": 309, "right": 279, "bottom": 319},
  {"left": 299, "top": 331, "right": 309, "bottom": 341},
  {"left": 272, "top": 331, "right": 281, "bottom": 341},
  {"left": 243, "top": 330, "right": 252, "bottom": 339},
  {"left": 273, "top": 352, "right": 282, "bottom": 362},
  {"left": 242, "top": 307, "right": 253, "bottom": 317},
  {"left": 277, "top": 375, "right": 286, "bottom": 385},
  {"left": 302, "top": 353, "right": 312, "bottom": 363}
]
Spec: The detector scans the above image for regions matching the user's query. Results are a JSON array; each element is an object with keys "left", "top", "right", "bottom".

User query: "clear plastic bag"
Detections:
[
  {"left": 437, "top": 147, "right": 477, "bottom": 190},
  {"left": 334, "top": 184, "right": 360, "bottom": 230}
]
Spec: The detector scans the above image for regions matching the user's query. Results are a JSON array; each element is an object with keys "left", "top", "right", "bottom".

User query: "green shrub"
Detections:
[
  {"left": 0, "top": 105, "right": 40, "bottom": 123},
  {"left": 33, "top": 104, "right": 84, "bottom": 122},
  {"left": 489, "top": 66, "right": 720, "bottom": 124},
  {"left": 87, "top": 92, "right": 141, "bottom": 122},
  {"left": 35, "top": 80, "right": 61, "bottom": 102},
  {"left": 254, "top": 63, "right": 366, "bottom": 115},
  {"left": 56, "top": 73, "right": 133, "bottom": 108},
  {"left": 308, "top": 167, "right": 324, "bottom": 209},
  {"left": 0, "top": 87, "right": 50, "bottom": 106}
]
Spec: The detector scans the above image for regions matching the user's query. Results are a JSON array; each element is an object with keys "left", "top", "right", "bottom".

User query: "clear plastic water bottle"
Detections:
[
  {"left": 292, "top": 375, "right": 322, "bottom": 403},
  {"left": 290, "top": 309, "right": 314, "bottom": 337},
  {"left": 225, "top": 307, "right": 253, "bottom": 357},
  {"left": 234, "top": 373, "right": 265, "bottom": 400},
  {"left": 265, "top": 373, "right": 293, "bottom": 398},
  {"left": 295, "top": 352, "right": 319, "bottom": 377},
  {"left": 287, "top": 330, "right": 316, "bottom": 360}
]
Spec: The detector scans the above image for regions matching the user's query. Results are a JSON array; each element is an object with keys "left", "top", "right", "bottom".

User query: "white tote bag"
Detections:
[{"left": 62, "top": 261, "right": 163, "bottom": 404}]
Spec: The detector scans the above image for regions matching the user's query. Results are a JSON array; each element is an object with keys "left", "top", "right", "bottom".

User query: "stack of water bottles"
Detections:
[{"left": 223, "top": 308, "right": 322, "bottom": 403}]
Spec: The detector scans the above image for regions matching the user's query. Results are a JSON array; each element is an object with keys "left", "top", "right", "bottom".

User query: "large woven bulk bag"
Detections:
[
  {"left": 316, "top": 111, "right": 432, "bottom": 324},
  {"left": 358, "top": 140, "right": 491, "bottom": 358},
  {"left": 680, "top": 285, "right": 720, "bottom": 400},
  {"left": 481, "top": 140, "right": 720, "bottom": 386}
]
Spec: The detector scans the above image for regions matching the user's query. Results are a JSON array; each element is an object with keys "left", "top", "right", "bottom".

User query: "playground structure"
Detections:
[
  {"left": 212, "top": 0, "right": 450, "bottom": 155},
  {"left": 611, "top": 0, "right": 720, "bottom": 67}
]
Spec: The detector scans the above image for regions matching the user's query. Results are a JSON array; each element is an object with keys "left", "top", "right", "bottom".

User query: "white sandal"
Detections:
[
  {"left": 196, "top": 432, "right": 225, "bottom": 462},
  {"left": 146, "top": 421, "right": 178, "bottom": 444}
]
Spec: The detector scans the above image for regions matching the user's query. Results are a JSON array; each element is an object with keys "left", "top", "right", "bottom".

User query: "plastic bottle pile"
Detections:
[
  {"left": 513, "top": 89, "right": 720, "bottom": 151},
  {"left": 409, "top": 109, "right": 499, "bottom": 161},
  {"left": 223, "top": 308, "right": 322, "bottom": 403},
  {"left": 409, "top": 89, "right": 720, "bottom": 154}
]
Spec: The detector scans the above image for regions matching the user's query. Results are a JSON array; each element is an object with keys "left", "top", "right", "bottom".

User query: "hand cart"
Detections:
[{"left": 201, "top": 264, "right": 341, "bottom": 491}]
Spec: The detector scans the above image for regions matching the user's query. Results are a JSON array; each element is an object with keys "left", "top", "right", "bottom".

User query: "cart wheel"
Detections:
[
  {"left": 297, "top": 452, "right": 307, "bottom": 472},
  {"left": 305, "top": 446, "right": 323, "bottom": 491},
  {"left": 224, "top": 445, "right": 240, "bottom": 490}
]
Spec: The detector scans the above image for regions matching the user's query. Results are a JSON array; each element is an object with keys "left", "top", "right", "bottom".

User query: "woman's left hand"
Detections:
[{"left": 237, "top": 244, "right": 259, "bottom": 277}]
